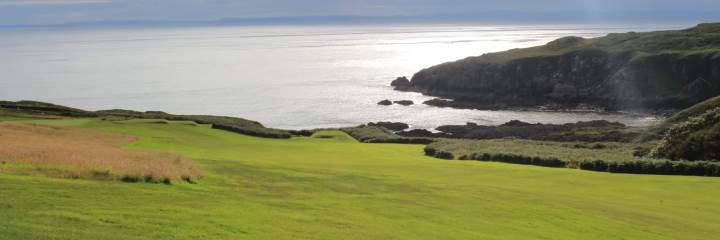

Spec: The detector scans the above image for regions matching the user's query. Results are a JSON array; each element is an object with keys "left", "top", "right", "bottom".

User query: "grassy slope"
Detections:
[
  {"left": 640, "top": 95, "right": 720, "bottom": 140},
  {"left": 1, "top": 119, "right": 719, "bottom": 239},
  {"left": 474, "top": 23, "right": 720, "bottom": 64},
  {"left": 654, "top": 96, "right": 720, "bottom": 130}
]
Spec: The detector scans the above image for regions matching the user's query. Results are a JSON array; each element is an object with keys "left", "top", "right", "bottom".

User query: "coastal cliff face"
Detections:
[{"left": 397, "top": 23, "right": 720, "bottom": 110}]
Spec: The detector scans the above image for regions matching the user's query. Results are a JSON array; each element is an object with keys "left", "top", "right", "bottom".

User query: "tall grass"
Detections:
[
  {"left": 425, "top": 139, "right": 720, "bottom": 177},
  {"left": 0, "top": 122, "right": 203, "bottom": 184}
]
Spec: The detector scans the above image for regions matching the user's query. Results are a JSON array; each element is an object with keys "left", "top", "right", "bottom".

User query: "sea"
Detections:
[{"left": 0, "top": 23, "right": 695, "bottom": 130}]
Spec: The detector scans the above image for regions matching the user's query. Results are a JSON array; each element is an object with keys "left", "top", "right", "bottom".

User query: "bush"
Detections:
[
  {"left": 651, "top": 107, "right": 720, "bottom": 161},
  {"left": 424, "top": 146, "right": 454, "bottom": 159},
  {"left": 458, "top": 153, "right": 568, "bottom": 168},
  {"left": 211, "top": 124, "right": 291, "bottom": 139},
  {"left": 288, "top": 130, "right": 314, "bottom": 137}
]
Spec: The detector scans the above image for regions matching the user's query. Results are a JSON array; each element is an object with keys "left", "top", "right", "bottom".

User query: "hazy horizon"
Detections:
[{"left": 1, "top": 0, "right": 719, "bottom": 27}]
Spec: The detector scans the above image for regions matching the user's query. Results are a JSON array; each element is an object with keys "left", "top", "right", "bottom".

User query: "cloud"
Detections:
[{"left": 0, "top": 0, "right": 111, "bottom": 6}]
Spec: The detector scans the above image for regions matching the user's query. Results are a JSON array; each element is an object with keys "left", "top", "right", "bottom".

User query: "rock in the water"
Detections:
[
  {"left": 393, "top": 100, "right": 414, "bottom": 106},
  {"left": 367, "top": 122, "right": 410, "bottom": 131},
  {"left": 501, "top": 120, "right": 535, "bottom": 127},
  {"left": 390, "top": 76, "right": 411, "bottom": 91},
  {"left": 377, "top": 100, "right": 393, "bottom": 106}
]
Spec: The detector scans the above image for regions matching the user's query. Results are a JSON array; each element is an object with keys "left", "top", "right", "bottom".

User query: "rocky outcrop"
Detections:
[
  {"left": 391, "top": 76, "right": 411, "bottom": 90},
  {"left": 367, "top": 122, "right": 410, "bottom": 131},
  {"left": 377, "top": 100, "right": 393, "bottom": 106},
  {"left": 393, "top": 100, "right": 414, "bottom": 106},
  {"left": 397, "top": 129, "right": 436, "bottom": 138},
  {"left": 432, "top": 120, "right": 636, "bottom": 142},
  {"left": 397, "top": 23, "right": 720, "bottom": 111}
]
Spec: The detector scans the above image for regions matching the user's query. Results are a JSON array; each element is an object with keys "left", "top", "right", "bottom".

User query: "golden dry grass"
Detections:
[{"left": 0, "top": 122, "right": 203, "bottom": 183}]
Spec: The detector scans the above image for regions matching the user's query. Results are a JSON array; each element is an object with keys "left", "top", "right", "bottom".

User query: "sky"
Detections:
[{"left": 1, "top": 0, "right": 719, "bottom": 26}]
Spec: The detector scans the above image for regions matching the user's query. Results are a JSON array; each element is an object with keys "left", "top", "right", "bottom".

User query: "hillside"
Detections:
[
  {"left": 394, "top": 23, "right": 720, "bottom": 111},
  {"left": 652, "top": 107, "right": 720, "bottom": 161},
  {"left": 1, "top": 113, "right": 720, "bottom": 239}
]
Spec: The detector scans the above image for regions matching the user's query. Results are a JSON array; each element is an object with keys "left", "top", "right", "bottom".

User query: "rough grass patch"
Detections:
[{"left": 0, "top": 122, "right": 204, "bottom": 183}]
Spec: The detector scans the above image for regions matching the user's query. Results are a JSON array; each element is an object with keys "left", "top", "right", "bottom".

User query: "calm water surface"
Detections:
[{"left": 0, "top": 23, "right": 691, "bottom": 129}]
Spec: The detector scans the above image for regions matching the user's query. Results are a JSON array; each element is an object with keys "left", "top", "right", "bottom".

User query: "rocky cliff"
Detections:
[{"left": 394, "top": 23, "right": 720, "bottom": 111}]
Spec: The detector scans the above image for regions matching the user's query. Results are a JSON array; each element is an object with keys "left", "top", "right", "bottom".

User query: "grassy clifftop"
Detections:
[
  {"left": 405, "top": 23, "right": 720, "bottom": 111},
  {"left": 477, "top": 23, "right": 720, "bottom": 64}
]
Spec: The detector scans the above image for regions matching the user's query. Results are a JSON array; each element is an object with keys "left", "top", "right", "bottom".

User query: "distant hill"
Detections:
[{"left": 396, "top": 23, "right": 720, "bottom": 111}]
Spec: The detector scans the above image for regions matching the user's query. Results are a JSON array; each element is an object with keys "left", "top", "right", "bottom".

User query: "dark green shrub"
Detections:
[
  {"left": 435, "top": 151, "right": 454, "bottom": 160},
  {"left": 423, "top": 146, "right": 454, "bottom": 159},
  {"left": 289, "top": 130, "right": 314, "bottom": 137},
  {"left": 455, "top": 152, "right": 567, "bottom": 168},
  {"left": 211, "top": 124, "right": 291, "bottom": 139},
  {"left": 652, "top": 108, "right": 720, "bottom": 161},
  {"left": 424, "top": 147, "right": 436, "bottom": 156}
]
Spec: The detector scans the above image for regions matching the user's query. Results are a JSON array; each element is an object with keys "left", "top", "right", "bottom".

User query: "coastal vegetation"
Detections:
[
  {"left": 419, "top": 95, "right": 720, "bottom": 176},
  {"left": 651, "top": 107, "right": 720, "bottom": 161},
  {"left": 642, "top": 95, "right": 720, "bottom": 139},
  {"left": 424, "top": 138, "right": 720, "bottom": 176}
]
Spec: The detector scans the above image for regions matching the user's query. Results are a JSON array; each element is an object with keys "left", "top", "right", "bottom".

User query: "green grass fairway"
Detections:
[{"left": 1, "top": 119, "right": 719, "bottom": 239}]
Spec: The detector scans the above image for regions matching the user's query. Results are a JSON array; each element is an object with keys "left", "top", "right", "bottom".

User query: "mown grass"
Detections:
[
  {"left": 0, "top": 122, "right": 203, "bottom": 183},
  {"left": 0, "top": 118, "right": 719, "bottom": 239}
]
